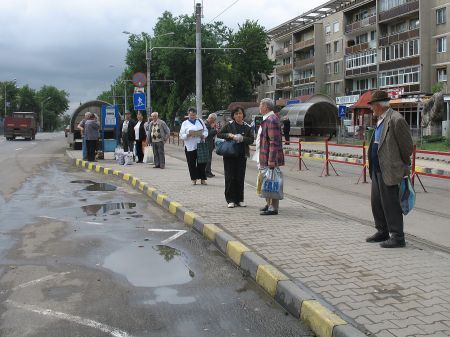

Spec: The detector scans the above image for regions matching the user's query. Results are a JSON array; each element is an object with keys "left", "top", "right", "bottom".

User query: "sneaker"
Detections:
[
  {"left": 227, "top": 202, "right": 235, "bottom": 208},
  {"left": 237, "top": 202, "right": 247, "bottom": 207}
]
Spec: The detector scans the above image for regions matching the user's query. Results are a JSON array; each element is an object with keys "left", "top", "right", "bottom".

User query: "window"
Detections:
[
  {"left": 333, "top": 22, "right": 340, "bottom": 33},
  {"left": 437, "top": 37, "right": 447, "bottom": 53},
  {"left": 379, "top": 66, "right": 420, "bottom": 88},
  {"left": 381, "top": 39, "right": 419, "bottom": 61},
  {"left": 271, "top": 46, "right": 274, "bottom": 55},
  {"left": 325, "top": 83, "right": 331, "bottom": 94},
  {"left": 380, "top": 0, "right": 416, "bottom": 12},
  {"left": 334, "top": 61, "right": 340, "bottom": 74},
  {"left": 333, "top": 82, "right": 340, "bottom": 94},
  {"left": 356, "top": 33, "right": 368, "bottom": 44},
  {"left": 325, "top": 25, "right": 331, "bottom": 35},
  {"left": 346, "top": 50, "right": 377, "bottom": 70},
  {"left": 409, "top": 18, "right": 419, "bottom": 30},
  {"left": 370, "top": 31, "right": 376, "bottom": 41},
  {"left": 437, "top": 68, "right": 447, "bottom": 82},
  {"left": 326, "top": 43, "right": 331, "bottom": 54},
  {"left": 334, "top": 40, "right": 340, "bottom": 53},
  {"left": 326, "top": 63, "right": 332, "bottom": 75},
  {"left": 437, "top": 7, "right": 447, "bottom": 25}
]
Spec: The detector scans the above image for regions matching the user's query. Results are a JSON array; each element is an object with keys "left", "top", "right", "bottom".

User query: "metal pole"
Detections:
[
  {"left": 4, "top": 84, "right": 6, "bottom": 118},
  {"left": 195, "top": 3, "right": 203, "bottom": 119},
  {"left": 146, "top": 38, "right": 151, "bottom": 114},
  {"left": 124, "top": 84, "right": 127, "bottom": 116},
  {"left": 40, "top": 101, "right": 44, "bottom": 131}
]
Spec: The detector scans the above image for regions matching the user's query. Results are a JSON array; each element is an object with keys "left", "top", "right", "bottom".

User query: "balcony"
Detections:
[
  {"left": 275, "top": 45, "right": 293, "bottom": 57},
  {"left": 379, "top": 56, "right": 420, "bottom": 71},
  {"left": 379, "top": 0, "right": 419, "bottom": 22},
  {"left": 293, "top": 38, "right": 315, "bottom": 51},
  {"left": 294, "top": 77, "right": 315, "bottom": 85},
  {"left": 345, "top": 42, "right": 370, "bottom": 55},
  {"left": 345, "top": 14, "right": 376, "bottom": 34},
  {"left": 345, "top": 65, "right": 377, "bottom": 77},
  {"left": 294, "top": 58, "right": 315, "bottom": 69},
  {"left": 380, "top": 83, "right": 420, "bottom": 93},
  {"left": 275, "top": 64, "right": 293, "bottom": 74},
  {"left": 276, "top": 81, "right": 293, "bottom": 90},
  {"left": 379, "top": 28, "right": 419, "bottom": 46}
]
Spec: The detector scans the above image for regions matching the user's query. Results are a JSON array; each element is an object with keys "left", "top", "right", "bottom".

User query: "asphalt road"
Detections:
[{"left": 0, "top": 134, "right": 312, "bottom": 337}]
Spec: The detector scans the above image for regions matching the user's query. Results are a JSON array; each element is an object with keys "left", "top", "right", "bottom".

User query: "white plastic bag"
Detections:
[
  {"left": 260, "top": 167, "right": 284, "bottom": 200},
  {"left": 143, "top": 146, "right": 154, "bottom": 164},
  {"left": 114, "top": 146, "right": 125, "bottom": 165},
  {"left": 124, "top": 152, "right": 134, "bottom": 165}
]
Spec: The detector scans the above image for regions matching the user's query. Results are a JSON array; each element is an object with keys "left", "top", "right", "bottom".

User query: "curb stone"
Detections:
[{"left": 71, "top": 157, "right": 367, "bottom": 337}]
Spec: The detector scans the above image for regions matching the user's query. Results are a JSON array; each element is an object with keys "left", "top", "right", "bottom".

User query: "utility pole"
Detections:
[
  {"left": 195, "top": 2, "right": 203, "bottom": 119},
  {"left": 146, "top": 38, "right": 151, "bottom": 115}
]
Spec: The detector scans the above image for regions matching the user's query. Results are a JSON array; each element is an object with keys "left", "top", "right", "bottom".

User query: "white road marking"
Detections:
[
  {"left": 11, "top": 272, "right": 71, "bottom": 291},
  {"left": 147, "top": 229, "right": 187, "bottom": 244},
  {"left": 6, "top": 300, "right": 134, "bottom": 337},
  {"left": 15, "top": 147, "right": 23, "bottom": 151},
  {"left": 85, "top": 221, "right": 103, "bottom": 225},
  {"left": 38, "top": 215, "right": 59, "bottom": 220}
]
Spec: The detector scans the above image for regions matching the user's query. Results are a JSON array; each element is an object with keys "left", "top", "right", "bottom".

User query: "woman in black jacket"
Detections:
[
  {"left": 134, "top": 111, "right": 147, "bottom": 163},
  {"left": 217, "top": 107, "right": 254, "bottom": 208}
]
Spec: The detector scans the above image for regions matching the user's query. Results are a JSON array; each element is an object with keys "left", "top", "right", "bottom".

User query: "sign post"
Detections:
[{"left": 133, "top": 92, "right": 146, "bottom": 111}]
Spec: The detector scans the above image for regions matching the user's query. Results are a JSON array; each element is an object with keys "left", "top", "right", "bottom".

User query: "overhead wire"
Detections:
[{"left": 207, "top": 0, "right": 240, "bottom": 23}]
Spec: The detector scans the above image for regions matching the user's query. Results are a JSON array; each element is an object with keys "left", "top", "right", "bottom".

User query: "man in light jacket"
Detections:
[
  {"left": 146, "top": 112, "right": 170, "bottom": 169},
  {"left": 366, "top": 90, "right": 413, "bottom": 248}
]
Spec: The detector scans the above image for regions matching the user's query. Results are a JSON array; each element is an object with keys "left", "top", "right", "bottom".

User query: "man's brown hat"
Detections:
[{"left": 368, "top": 90, "right": 390, "bottom": 104}]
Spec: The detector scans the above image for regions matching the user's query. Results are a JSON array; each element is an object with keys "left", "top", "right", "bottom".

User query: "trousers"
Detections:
[
  {"left": 223, "top": 156, "right": 247, "bottom": 203},
  {"left": 152, "top": 141, "right": 165, "bottom": 168},
  {"left": 185, "top": 148, "right": 207, "bottom": 180}
]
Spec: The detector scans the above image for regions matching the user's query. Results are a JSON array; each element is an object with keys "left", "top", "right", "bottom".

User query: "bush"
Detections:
[{"left": 422, "top": 135, "right": 444, "bottom": 143}]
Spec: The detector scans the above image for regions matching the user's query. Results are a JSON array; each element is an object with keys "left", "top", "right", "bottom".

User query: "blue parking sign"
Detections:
[{"left": 133, "top": 92, "right": 146, "bottom": 111}]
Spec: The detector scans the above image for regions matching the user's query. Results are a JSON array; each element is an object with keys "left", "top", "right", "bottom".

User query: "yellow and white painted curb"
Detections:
[{"left": 72, "top": 157, "right": 365, "bottom": 337}]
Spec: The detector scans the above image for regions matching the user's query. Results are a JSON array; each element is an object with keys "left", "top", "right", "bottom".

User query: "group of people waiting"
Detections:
[{"left": 79, "top": 90, "right": 413, "bottom": 247}]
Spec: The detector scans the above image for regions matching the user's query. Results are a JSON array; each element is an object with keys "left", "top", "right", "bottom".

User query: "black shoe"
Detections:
[
  {"left": 380, "top": 237, "right": 406, "bottom": 248},
  {"left": 260, "top": 205, "right": 269, "bottom": 212},
  {"left": 260, "top": 210, "right": 278, "bottom": 216},
  {"left": 153, "top": 165, "right": 160, "bottom": 168},
  {"left": 366, "top": 232, "right": 389, "bottom": 243},
  {"left": 206, "top": 173, "right": 215, "bottom": 178}
]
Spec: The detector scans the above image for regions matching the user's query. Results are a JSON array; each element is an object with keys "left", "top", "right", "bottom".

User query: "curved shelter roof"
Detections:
[
  {"left": 280, "top": 101, "right": 338, "bottom": 136},
  {"left": 69, "top": 100, "right": 111, "bottom": 132},
  {"left": 349, "top": 91, "right": 373, "bottom": 111}
]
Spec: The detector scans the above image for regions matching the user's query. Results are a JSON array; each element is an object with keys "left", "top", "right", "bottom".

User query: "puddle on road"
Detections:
[
  {"left": 145, "top": 287, "right": 196, "bottom": 305},
  {"left": 70, "top": 180, "right": 117, "bottom": 192},
  {"left": 81, "top": 202, "right": 137, "bottom": 216},
  {"left": 103, "top": 244, "right": 194, "bottom": 288}
]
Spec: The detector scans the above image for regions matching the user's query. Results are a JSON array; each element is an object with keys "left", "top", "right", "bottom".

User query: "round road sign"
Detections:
[{"left": 132, "top": 72, "right": 147, "bottom": 88}]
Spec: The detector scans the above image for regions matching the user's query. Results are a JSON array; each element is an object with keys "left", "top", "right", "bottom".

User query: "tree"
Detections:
[
  {"left": 227, "top": 20, "right": 276, "bottom": 101},
  {"left": 17, "top": 85, "right": 39, "bottom": 112},
  {"left": 36, "top": 85, "right": 69, "bottom": 131},
  {"left": 1, "top": 81, "right": 20, "bottom": 117}
]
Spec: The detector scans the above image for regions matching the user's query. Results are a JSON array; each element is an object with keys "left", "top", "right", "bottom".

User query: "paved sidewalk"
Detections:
[{"left": 68, "top": 149, "right": 450, "bottom": 337}]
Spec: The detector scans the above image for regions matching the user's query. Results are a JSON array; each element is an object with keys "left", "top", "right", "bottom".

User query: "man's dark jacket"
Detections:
[{"left": 120, "top": 119, "right": 136, "bottom": 141}]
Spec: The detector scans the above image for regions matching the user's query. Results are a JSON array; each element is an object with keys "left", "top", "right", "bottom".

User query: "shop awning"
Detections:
[{"left": 349, "top": 90, "right": 373, "bottom": 111}]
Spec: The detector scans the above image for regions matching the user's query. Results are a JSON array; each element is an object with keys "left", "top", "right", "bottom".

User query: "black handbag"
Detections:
[{"left": 216, "top": 140, "right": 239, "bottom": 157}]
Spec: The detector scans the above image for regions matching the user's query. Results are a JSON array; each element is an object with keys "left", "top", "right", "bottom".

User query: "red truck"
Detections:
[{"left": 4, "top": 112, "right": 37, "bottom": 140}]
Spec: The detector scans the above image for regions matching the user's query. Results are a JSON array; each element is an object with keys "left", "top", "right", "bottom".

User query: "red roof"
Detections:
[{"left": 350, "top": 90, "right": 373, "bottom": 110}]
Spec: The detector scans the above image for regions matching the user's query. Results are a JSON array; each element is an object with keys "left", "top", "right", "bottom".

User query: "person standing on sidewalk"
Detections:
[
  {"left": 84, "top": 113, "right": 100, "bottom": 162},
  {"left": 120, "top": 111, "right": 136, "bottom": 154},
  {"left": 283, "top": 116, "right": 291, "bottom": 145},
  {"left": 134, "top": 111, "right": 146, "bottom": 163},
  {"left": 255, "top": 98, "right": 284, "bottom": 216},
  {"left": 147, "top": 112, "right": 170, "bottom": 169},
  {"left": 366, "top": 90, "right": 413, "bottom": 248},
  {"left": 205, "top": 113, "right": 217, "bottom": 178},
  {"left": 217, "top": 107, "right": 254, "bottom": 208},
  {"left": 179, "top": 108, "right": 209, "bottom": 185},
  {"left": 77, "top": 111, "right": 91, "bottom": 160}
]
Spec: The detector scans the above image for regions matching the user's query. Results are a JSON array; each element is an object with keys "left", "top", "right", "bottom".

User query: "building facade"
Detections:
[{"left": 259, "top": 0, "right": 450, "bottom": 124}]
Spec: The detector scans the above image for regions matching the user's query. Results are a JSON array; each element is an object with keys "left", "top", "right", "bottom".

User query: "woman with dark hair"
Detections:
[
  {"left": 217, "top": 107, "right": 254, "bottom": 208},
  {"left": 134, "top": 111, "right": 147, "bottom": 163}
]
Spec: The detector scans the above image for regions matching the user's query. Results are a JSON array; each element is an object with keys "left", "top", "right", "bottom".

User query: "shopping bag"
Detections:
[
  {"left": 215, "top": 139, "right": 239, "bottom": 157},
  {"left": 260, "top": 167, "right": 284, "bottom": 200},
  {"left": 256, "top": 171, "right": 262, "bottom": 195},
  {"left": 143, "top": 146, "right": 154, "bottom": 164},
  {"left": 114, "top": 146, "right": 125, "bottom": 165},
  {"left": 197, "top": 141, "right": 210, "bottom": 164},
  {"left": 399, "top": 176, "right": 415, "bottom": 215},
  {"left": 124, "top": 152, "right": 134, "bottom": 165}
]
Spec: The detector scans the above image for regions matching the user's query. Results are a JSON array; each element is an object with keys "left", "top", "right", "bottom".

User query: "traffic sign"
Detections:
[
  {"left": 133, "top": 92, "right": 146, "bottom": 111},
  {"left": 132, "top": 72, "right": 146, "bottom": 87},
  {"left": 338, "top": 105, "right": 347, "bottom": 119}
]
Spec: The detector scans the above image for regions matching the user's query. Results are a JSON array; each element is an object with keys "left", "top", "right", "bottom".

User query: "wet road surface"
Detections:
[{"left": 0, "top": 160, "right": 312, "bottom": 337}]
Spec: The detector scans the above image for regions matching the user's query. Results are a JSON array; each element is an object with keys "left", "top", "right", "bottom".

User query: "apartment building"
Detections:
[{"left": 259, "top": 0, "right": 450, "bottom": 129}]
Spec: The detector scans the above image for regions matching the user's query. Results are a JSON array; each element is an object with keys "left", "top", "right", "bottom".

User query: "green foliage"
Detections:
[
  {"left": 106, "top": 12, "right": 274, "bottom": 122},
  {"left": 1, "top": 81, "right": 20, "bottom": 117},
  {"left": 17, "top": 85, "right": 39, "bottom": 112},
  {"left": 432, "top": 82, "right": 444, "bottom": 94},
  {"left": 37, "top": 85, "right": 70, "bottom": 131}
]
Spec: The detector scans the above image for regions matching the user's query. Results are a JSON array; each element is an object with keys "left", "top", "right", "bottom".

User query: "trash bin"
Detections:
[{"left": 365, "top": 127, "right": 374, "bottom": 144}]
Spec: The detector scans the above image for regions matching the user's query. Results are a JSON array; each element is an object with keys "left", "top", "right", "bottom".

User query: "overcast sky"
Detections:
[{"left": 0, "top": 0, "right": 327, "bottom": 114}]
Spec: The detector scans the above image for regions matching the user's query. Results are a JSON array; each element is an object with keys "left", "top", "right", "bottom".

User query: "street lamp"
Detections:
[
  {"left": 122, "top": 31, "right": 174, "bottom": 113},
  {"left": 41, "top": 97, "right": 51, "bottom": 132}
]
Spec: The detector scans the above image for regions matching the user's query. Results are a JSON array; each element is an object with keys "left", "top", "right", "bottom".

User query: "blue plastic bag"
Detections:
[{"left": 399, "top": 176, "right": 415, "bottom": 215}]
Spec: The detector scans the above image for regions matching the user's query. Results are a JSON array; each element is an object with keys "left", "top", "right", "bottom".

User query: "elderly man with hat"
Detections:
[
  {"left": 366, "top": 90, "right": 413, "bottom": 248},
  {"left": 120, "top": 111, "right": 136, "bottom": 154}
]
